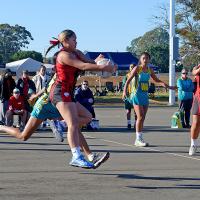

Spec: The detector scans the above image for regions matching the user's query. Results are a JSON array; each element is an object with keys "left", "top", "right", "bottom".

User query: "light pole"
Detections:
[{"left": 169, "top": 0, "right": 176, "bottom": 105}]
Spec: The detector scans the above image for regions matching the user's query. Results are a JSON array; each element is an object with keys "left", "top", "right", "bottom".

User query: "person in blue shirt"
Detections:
[
  {"left": 75, "top": 80, "right": 95, "bottom": 119},
  {"left": 177, "top": 68, "right": 194, "bottom": 128}
]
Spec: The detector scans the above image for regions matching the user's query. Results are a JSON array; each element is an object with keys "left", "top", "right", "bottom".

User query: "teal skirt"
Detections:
[
  {"left": 31, "top": 98, "right": 61, "bottom": 120},
  {"left": 130, "top": 92, "right": 149, "bottom": 106}
]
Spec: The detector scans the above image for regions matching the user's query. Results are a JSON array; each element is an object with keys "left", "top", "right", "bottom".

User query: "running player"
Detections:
[
  {"left": 0, "top": 82, "right": 109, "bottom": 169},
  {"left": 122, "top": 64, "right": 137, "bottom": 130},
  {"left": 45, "top": 30, "right": 117, "bottom": 168},
  {"left": 189, "top": 64, "right": 200, "bottom": 156},
  {"left": 122, "top": 52, "right": 176, "bottom": 147}
]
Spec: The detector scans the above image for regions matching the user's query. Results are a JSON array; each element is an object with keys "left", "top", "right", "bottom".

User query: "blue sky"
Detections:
[{"left": 1, "top": 0, "right": 167, "bottom": 56}]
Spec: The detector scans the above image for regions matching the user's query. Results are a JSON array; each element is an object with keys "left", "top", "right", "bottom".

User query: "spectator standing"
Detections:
[
  {"left": 32, "top": 65, "right": 51, "bottom": 128},
  {"left": 32, "top": 65, "right": 49, "bottom": 93},
  {"left": 0, "top": 69, "right": 16, "bottom": 123},
  {"left": 177, "top": 68, "right": 194, "bottom": 128},
  {"left": 16, "top": 70, "right": 36, "bottom": 113}
]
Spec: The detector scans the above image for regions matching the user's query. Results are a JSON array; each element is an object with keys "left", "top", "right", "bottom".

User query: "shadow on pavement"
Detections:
[
  {"left": 127, "top": 184, "right": 200, "bottom": 190},
  {"left": 0, "top": 148, "right": 69, "bottom": 152},
  {"left": 117, "top": 174, "right": 200, "bottom": 181},
  {"left": 82, "top": 172, "right": 200, "bottom": 185},
  {"left": 82, "top": 126, "right": 189, "bottom": 133},
  {"left": 0, "top": 141, "right": 66, "bottom": 145}
]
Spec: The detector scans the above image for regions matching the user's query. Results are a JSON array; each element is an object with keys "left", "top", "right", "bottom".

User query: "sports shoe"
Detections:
[
  {"left": 189, "top": 145, "right": 197, "bottom": 156},
  {"left": 92, "top": 152, "right": 110, "bottom": 169},
  {"left": 69, "top": 155, "right": 94, "bottom": 169},
  {"left": 0, "top": 121, "right": 5, "bottom": 125},
  {"left": 48, "top": 120, "right": 64, "bottom": 142},
  {"left": 134, "top": 137, "right": 149, "bottom": 147},
  {"left": 87, "top": 124, "right": 94, "bottom": 130},
  {"left": 127, "top": 124, "right": 131, "bottom": 130},
  {"left": 185, "top": 124, "right": 191, "bottom": 128}
]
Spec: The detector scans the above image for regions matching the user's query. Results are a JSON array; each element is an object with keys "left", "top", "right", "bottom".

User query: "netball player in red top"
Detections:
[
  {"left": 45, "top": 29, "right": 117, "bottom": 168},
  {"left": 189, "top": 64, "right": 200, "bottom": 156}
]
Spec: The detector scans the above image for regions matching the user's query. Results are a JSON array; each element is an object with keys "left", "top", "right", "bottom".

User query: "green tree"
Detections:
[
  {"left": 176, "top": 0, "right": 200, "bottom": 53},
  {"left": 147, "top": 44, "right": 169, "bottom": 72},
  {"left": 10, "top": 50, "right": 43, "bottom": 62},
  {"left": 0, "top": 24, "right": 33, "bottom": 63},
  {"left": 179, "top": 47, "right": 200, "bottom": 69},
  {"left": 176, "top": 0, "right": 200, "bottom": 67},
  {"left": 127, "top": 27, "right": 169, "bottom": 72},
  {"left": 153, "top": 1, "right": 200, "bottom": 67}
]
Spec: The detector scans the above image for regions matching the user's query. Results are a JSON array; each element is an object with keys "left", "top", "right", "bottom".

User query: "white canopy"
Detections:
[
  {"left": 6, "top": 58, "right": 42, "bottom": 78},
  {"left": 43, "top": 63, "right": 54, "bottom": 74}
]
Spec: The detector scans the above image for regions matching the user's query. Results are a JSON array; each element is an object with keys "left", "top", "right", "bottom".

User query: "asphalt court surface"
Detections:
[{"left": 0, "top": 106, "right": 200, "bottom": 200}]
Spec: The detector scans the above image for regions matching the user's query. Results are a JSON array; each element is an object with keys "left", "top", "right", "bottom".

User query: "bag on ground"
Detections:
[{"left": 171, "top": 110, "right": 184, "bottom": 128}]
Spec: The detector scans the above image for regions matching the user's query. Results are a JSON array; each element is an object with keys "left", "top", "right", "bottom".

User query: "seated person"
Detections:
[
  {"left": 5, "top": 88, "right": 27, "bottom": 127},
  {"left": 75, "top": 81, "right": 98, "bottom": 130},
  {"left": 75, "top": 80, "right": 95, "bottom": 119}
]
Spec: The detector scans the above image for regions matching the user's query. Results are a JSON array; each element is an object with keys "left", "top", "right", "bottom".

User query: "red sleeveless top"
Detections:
[{"left": 55, "top": 50, "right": 81, "bottom": 92}]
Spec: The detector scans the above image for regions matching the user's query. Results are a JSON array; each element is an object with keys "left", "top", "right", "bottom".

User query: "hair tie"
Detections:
[{"left": 50, "top": 37, "right": 60, "bottom": 45}]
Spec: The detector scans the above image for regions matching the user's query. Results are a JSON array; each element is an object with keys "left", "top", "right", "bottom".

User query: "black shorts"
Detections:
[{"left": 124, "top": 99, "right": 133, "bottom": 110}]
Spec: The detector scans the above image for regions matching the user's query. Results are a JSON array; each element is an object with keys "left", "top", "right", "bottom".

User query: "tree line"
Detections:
[
  {"left": 0, "top": 24, "right": 43, "bottom": 64},
  {"left": 1, "top": 0, "right": 199, "bottom": 72},
  {"left": 127, "top": 0, "right": 200, "bottom": 72}
]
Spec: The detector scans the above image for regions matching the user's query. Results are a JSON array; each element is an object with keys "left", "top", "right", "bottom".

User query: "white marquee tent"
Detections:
[
  {"left": 6, "top": 58, "right": 42, "bottom": 78},
  {"left": 43, "top": 63, "right": 55, "bottom": 74},
  {"left": 6, "top": 58, "right": 54, "bottom": 78}
]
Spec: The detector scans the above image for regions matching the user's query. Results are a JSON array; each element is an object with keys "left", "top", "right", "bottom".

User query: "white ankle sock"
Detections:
[
  {"left": 191, "top": 139, "right": 198, "bottom": 147},
  {"left": 136, "top": 132, "right": 142, "bottom": 140},
  {"left": 87, "top": 153, "right": 94, "bottom": 162},
  {"left": 71, "top": 147, "right": 82, "bottom": 159}
]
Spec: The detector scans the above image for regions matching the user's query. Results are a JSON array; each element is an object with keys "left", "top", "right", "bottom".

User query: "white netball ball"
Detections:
[{"left": 96, "top": 58, "right": 114, "bottom": 78}]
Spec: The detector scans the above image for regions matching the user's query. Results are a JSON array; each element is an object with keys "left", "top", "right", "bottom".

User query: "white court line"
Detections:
[{"left": 85, "top": 134, "right": 200, "bottom": 162}]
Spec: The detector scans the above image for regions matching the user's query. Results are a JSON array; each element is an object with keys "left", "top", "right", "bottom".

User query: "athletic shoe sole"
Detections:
[
  {"left": 134, "top": 141, "right": 149, "bottom": 147},
  {"left": 69, "top": 163, "right": 94, "bottom": 169},
  {"left": 93, "top": 152, "right": 110, "bottom": 169},
  {"left": 69, "top": 158, "right": 94, "bottom": 169}
]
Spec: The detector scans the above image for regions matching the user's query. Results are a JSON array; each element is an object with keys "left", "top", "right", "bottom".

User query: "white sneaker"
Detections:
[
  {"left": 48, "top": 120, "right": 64, "bottom": 142},
  {"left": 189, "top": 145, "right": 197, "bottom": 156},
  {"left": 134, "top": 137, "right": 149, "bottom": 147}
]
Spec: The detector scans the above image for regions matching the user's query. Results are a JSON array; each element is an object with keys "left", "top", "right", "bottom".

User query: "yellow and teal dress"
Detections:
[
  {"left": 129, "top": 66, "right": 151, "bottom": 106},
  {"left": 122, "top": 71, "right": 133, "bottom": 109},
  {"left": 31, "top": 75, "right": 61, "bottom": 120}
]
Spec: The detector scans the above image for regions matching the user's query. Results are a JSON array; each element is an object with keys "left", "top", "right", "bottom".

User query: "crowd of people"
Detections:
[
  {"left": 0, "top": 29, "right": 200, "bottom": 170},
  {"left": 0, "top": 67, "right": 46, "bottom": 127}
]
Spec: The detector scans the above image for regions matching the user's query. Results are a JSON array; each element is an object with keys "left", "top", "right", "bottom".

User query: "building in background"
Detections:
[{"left": 84, "top": 51, "right": 138, "bottom": 76}]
